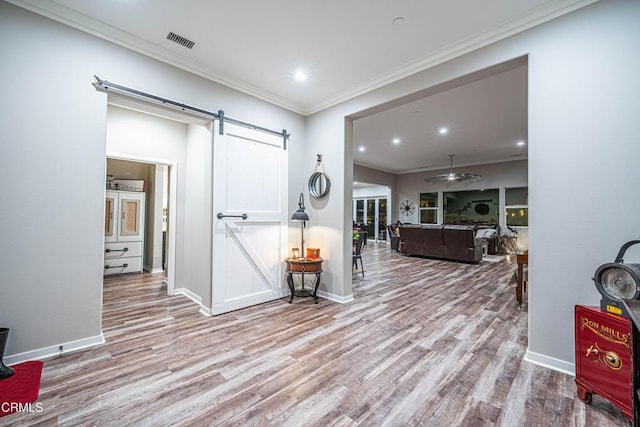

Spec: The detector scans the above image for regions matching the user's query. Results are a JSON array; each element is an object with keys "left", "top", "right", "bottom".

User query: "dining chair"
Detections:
[{"left": 353, "top": 231, "right": 366, "bottom": 277}]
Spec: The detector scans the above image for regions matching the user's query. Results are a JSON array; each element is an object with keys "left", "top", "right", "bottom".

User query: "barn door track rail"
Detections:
[{"left": 92, "top": 76, "right": 289, "bottom": 149}]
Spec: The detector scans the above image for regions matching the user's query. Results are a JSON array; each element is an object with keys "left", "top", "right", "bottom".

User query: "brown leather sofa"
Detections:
[{"left": 398, "top": 225, "right": 483, "bottom": 263}]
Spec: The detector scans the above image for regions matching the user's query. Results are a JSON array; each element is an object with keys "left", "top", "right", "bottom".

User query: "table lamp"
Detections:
[{"left": 291, "top": 193, "right": 309, "bottom": 258}]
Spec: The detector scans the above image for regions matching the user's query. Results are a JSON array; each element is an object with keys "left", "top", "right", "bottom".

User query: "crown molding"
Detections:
[
  {"left": 7, "top": 0, "right": 598, "bottom": 116},
  {"left": 355, "top": 156, "right": 528, "bottom": 176}
]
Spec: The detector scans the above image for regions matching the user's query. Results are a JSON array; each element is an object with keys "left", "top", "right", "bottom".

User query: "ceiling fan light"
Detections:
[{"left": 424, "top": 154, "right": 482, "bottom": 183}]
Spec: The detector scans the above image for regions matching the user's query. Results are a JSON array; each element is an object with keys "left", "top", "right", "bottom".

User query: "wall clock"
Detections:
[
  {"left": 474, "top": 203, "right": 490, "bottom": 215},
  {"left": 400, "top": 200, "right": 416, "bottom": 216}
]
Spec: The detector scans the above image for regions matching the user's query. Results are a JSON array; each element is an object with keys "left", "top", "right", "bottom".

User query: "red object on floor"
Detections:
[
  {"left": 575, "top": 305, "right": 632, "bottom": 421},
  {"left": 0, "top": 361, "right": 44, "bottom": 417}
]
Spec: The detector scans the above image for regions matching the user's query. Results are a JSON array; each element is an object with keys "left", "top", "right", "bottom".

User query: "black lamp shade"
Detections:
[
  {"left": 291, "top": 210, "right": 309, "bottom": 221},
  {"left": 291, "top": 193, "right": 309, "bottom": 221}
]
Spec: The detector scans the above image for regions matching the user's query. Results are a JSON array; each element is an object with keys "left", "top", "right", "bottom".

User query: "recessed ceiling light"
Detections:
[
  {"left": 439, "top": 127, "right": 448, "bottom": 135},
  {"left": 392, "top": 138, "right": 400, "bottom": 144},
  {"left": 294, "top": 70, "right": 307, "bottom": 82},
  {"left": 393, "top": 17, "right": 405, "bottom": 25},
  {"left": 517, "top": 140, "right": 525, "bottom": 146},
  {"left": 358, "top": 146, "right": 366, "bottom": 152}
]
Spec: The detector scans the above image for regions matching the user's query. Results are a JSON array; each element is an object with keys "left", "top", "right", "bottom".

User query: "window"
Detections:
[
  {"left": 419, "top": 192, "right": 438, "bottom": 224},
  {"left": 505, "top": 187, "right": 528, "bottom": 227},
  {"left": 443, "top": 189, "right": 499, "bottom": 225},
  {"left": 355, "top": 199, "right": 364, "bottom": 224},
  {"left": 378, "top": 198, "right": 388, "bottom": 240}
]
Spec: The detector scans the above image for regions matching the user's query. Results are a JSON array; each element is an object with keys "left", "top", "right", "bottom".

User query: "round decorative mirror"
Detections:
[{"left": 308, "top": 172, "right": 331, "bottom": 198}]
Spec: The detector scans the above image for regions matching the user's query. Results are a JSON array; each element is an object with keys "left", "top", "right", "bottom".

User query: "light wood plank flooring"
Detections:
[{"left": 2, "top": 243, "right": 630, "bottom": 426}]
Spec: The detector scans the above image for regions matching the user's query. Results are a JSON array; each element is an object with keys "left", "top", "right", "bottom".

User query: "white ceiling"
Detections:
[
  {"left": 9, "top": 0, "right": 595, "bottom": 174},
  {"left": 353, "top": 63, "right": 528, "bottom": 174}
]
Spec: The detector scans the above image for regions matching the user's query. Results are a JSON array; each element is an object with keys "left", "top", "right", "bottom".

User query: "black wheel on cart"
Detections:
[{"left": 577, "top": 388, "right": 593, "bottom": 404}]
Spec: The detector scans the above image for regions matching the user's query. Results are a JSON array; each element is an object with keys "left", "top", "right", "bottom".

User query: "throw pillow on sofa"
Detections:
[{"left": 475, "top": 228, "right": 496, "bottom": 240}]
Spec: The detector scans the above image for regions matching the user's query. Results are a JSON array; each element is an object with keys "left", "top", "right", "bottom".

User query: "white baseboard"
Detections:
[
  {"left": 316, "top": 290, "right": 354, "bottom": 304},
  {"left": 174, "top": 287, "right": 215, "bottom": 316},
  {"left": 5, "top": 333, "right": 105, "bottom": 366},
  {"left": 174, "top": 287, "right": 203, "bottom": 305},
  {"left": 199, "top": 306, "right": 213, "bottom": 316},
  {"left": 524, "top": 348, "right": 575, "bottom": 376},
  {"left": 144, "top": 265, "right": 164, "bottom": 274},
  {"left": 177, "top": 286, "right": 352, "bottom": 314}
]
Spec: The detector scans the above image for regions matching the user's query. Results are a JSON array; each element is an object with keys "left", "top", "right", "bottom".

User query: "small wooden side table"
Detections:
[{"left": 285, "top": 258, "right": 323, "bottom": 304}]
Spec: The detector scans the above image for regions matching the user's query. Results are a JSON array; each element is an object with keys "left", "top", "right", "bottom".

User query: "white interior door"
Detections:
[{"left": 211, "top": 121, "right": 288, "bottom": 314}]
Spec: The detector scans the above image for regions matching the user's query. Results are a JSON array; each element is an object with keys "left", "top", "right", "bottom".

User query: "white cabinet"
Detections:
[{"left": 104, "top": 190, "right": 145, "bottom": 275}]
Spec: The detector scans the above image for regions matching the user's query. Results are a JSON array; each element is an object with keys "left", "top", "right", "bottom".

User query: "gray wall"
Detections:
[
  {"left": 525, "top": 0, "right": 640, "bottom": 370},
  {"left": 352, "top": 186, "right": 389, "bottom": 199},
  {"left": 183, "top": 124, "right": 213, "bottom": 307},
  {"left": 354, "top": 164, "right": 396, "bottom": 188},
  {"left": 0, "top": 2, "right": 304, "bottom": 358},
  {"left": 305, "top": 0, "right": 640, "bottom": 372}
]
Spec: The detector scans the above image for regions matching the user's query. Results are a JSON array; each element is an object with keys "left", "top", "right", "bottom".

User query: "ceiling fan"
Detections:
[{"left": 424, "top": 154, "right": 482, "bottom": 183}]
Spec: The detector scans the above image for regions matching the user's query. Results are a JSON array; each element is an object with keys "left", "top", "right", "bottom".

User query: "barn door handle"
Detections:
[{"left": 217, "top": 213, "right": 248, "bottom": 220}]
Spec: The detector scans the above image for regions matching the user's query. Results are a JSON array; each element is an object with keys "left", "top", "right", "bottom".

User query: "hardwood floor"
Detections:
[{"left": 3, "top": 243, "right": 630, "bottom": 426}]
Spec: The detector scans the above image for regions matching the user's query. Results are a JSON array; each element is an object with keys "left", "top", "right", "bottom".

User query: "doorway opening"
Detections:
[
  {"left": 102, "top": 96, "right": 208, "bottom": 301},
  {"left": 352, "top": 186, "right": 391, "bottom": 243},
  {"left": 104, "top": 157, "right": 173, "bottom": 282},
  {"left": 348, "top": 56, "right": 529, "bottom": 288}
]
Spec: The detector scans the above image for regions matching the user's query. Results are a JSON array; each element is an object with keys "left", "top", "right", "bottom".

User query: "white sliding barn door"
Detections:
[{"left": 211, "top": 121, "right": 288, "bottom": 314}]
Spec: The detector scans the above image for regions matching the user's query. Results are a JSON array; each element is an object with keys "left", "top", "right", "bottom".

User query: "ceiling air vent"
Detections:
[{"left": 166, "top": 32, "right": 195, "bottom": 49}]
